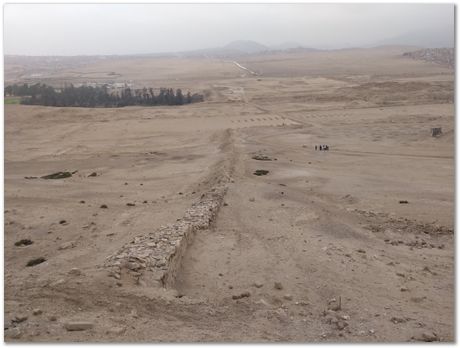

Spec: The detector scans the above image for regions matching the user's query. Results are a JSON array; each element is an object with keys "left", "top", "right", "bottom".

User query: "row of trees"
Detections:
[{"left": 5, "top": 83, "right": 204, "bottom": 108}]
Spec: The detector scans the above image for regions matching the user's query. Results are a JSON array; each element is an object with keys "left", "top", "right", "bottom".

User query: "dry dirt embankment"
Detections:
[{"left": 104, "top": 129, "right": 236, "bottom": 288}]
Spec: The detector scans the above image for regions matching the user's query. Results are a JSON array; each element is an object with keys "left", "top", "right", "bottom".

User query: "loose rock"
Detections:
[
  {"left": 232, "top": 291, "right": 251, "bottom": 300},
  {"left": 64, "top": 321, "right": 94, "bottom": 331},
  {"left": 253, "top": 169, "right": 269, "bottom": 176},
  {"left": 107, "top": 326, "right": 126, "bottom": 335},
  {"left": 274, "top": 282, "right": 283, "bottom": 290},
  {"left": 26, "top": 257, "right": 46, "bottom": 267},
  {"left": 12, "top": 315, "right": 28, "bottom": 323},
  {"left": 41, "top": 171, "right": 73, "bottom": 180},
  {"left": 68, "top": 268, "right": 82, "bottom": 276},
  {"left": 391, "top": 316, "right": 407, "bottom": 324},
  {"left": 5, "top": 327, "right": 22, "bottom": 339},
  {"left": 58, "top": 241, "right": 76, "bottom": 250},
  {"left": 15, "top": 239, "right": 33, "bottom": 247},
  {"left": 421, "top": 331, "right": 439, "bottom": 342},
  {"left": 32, "top": 308, "right": 43, "bottom": 315}
]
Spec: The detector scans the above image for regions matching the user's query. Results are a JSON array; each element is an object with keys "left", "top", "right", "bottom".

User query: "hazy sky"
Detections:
[{"left": 4, "top": 3, "right": 455, "bottom": 56}]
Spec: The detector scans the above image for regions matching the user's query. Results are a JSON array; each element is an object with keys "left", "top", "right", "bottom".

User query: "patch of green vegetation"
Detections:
[{"left": 4, "top": 97, "right": 21, "bottom": 105}]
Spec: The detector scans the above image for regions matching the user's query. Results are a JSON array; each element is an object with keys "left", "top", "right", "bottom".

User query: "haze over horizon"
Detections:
[{"left": 4, "top": 3, "right": 454, "bottom": 56}]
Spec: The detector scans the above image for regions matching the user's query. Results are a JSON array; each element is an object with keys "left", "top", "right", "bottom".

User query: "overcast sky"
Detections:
[{"left": 4, "top": 3, "right": 455, "bottom": 56}]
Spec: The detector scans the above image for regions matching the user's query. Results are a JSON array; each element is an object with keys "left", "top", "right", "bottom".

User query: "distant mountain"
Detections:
[
  {"left": 370, "top": 27, "right": 454, "bottom": 48},
  {"left": 270, "top": 41, "right": 304, "bottom": 50},
  {"left": 175, "top": 40, "right": 320, "bottom": 58},
  {"left": 223, "top": 40, "right": 269, "bottom": 54}
]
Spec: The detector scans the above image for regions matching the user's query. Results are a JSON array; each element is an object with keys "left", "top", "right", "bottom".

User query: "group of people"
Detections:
[{"left": 315, "top": 145, "right": 329, "bottom": 151}]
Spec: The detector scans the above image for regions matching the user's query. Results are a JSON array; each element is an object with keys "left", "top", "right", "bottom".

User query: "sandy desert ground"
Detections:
[{"left": 4, "top": 46, "right": 454, "bottom": 342}]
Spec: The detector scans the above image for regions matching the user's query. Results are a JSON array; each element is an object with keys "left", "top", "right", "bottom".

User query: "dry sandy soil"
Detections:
[{"left": 4, "top": 46, "right": 454, "bottom": 342}]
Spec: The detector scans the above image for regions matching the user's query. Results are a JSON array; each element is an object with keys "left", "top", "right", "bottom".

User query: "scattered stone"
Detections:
[
  {"left": 58, "top": 241, "right": 76, "bottom": 250},
  {"left": 253, "top": 282, "right": 264, "bottom": 288},
  {"left": 24, "top": 176, "right": 38, "bottom": 179},
  {"left": 253, "top": 169, "right": 269, "bottom": 176},
  {"left": 107, "top": 326, "right": 126, "bottom": 335},
  {"left": 232, "top": 291, "right": 251, "bottom": 300},
  {"left": 422, "top": 266, "right": 436, "bottom": 275},
  {"left": 336, "top": 320, "right": 348, "bottom": 330},
  {"left": 252, "top": 155, "right": 272, "bottom": 161},
  {"left": 356, "top": 249, "right": 366, "bottom": 253},
  {"left": 400, "top": 286, "right": 409, "bottom": 292},
  {"left": 12, "top": 315, "right": 28, "bottom": 323},
  {"left": 68, "top": 268, "right": 82, "bottom": 276},
  {"left": 100, "top": 204, "right": 108, "bottom": 209},
  {"left": 249, "top": 197, "right": 255, "bottom": 202},
  {"left": 143, "top": 201, "right": 148, "bottom": 204},
  {"left": 15, "top": 239, "right": 33, "bottom": 247},
  {"left": 5, "top": 327, "right": 22, "bottom": 339},
  {"left": 64, "top": 321, "right": 94, "bottom": 331},
  {"left": 59, "top": 220, "right": 67, "bottom": 225},
  {"left": 399, "top": 200, "right": 409, "bottom": 204},
  {"left": 48, "top": 315, "right": 57, "bottom": 322},
  {"left": 32, "top": 309, "right": 43, "bottom": 316},
  {"left": 88, "top": 172, "right": 98, "bottom": 177},
  {"left": 274, "top": 282, "right": 283, "bottom": 290},
  {"left": 257, "top": 299, "right": 270, "bottom": 307},
  {"left": 403, "top": 48, "right": 454, "bottom": 69},
  {"left": 126, "top": 203, "right": 136, "bottom": 207},
  {"left": 391, "top": 316, "right": 407, "bottom": 324},
  {"left": 79, "top": 200, "right": 85, "bottom": 204},
  {"left": 328, "top": 297, "right": 342, "bottom": 311},
  {"left": 420, "top": 331, "right": 439, "bottom": 342},
  {"left": 26, "top": 257, "right": 46, "bottom": 267},
  {"left": 283, "top": 294, "right": 293, "bottom": 301},
  {"left": 410, "top": 296, "right": 427, "bottom": 303},
  {"left": 41, "top": 171, "right": 73, "bottom": 180}
]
